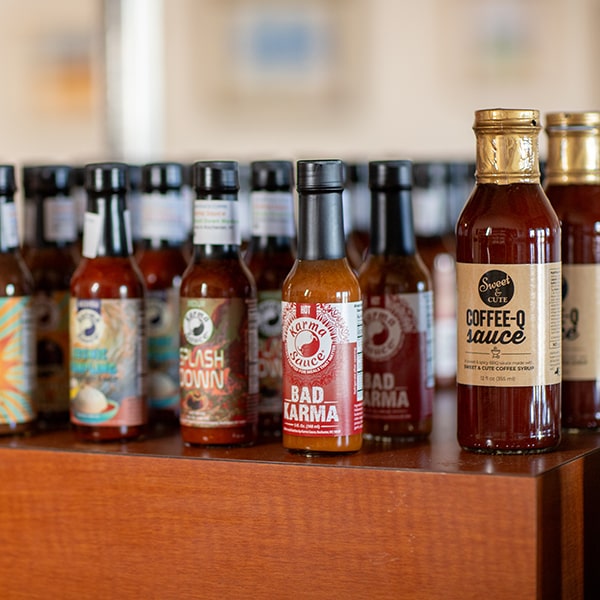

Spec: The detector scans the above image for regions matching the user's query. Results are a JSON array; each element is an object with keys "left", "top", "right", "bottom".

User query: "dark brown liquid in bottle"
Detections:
[
  {"left": 546, "top": 183, "right": 600, "bottom": 428},
  {"left": 456, "top": 182, "right": 561, "bottom": 452}
]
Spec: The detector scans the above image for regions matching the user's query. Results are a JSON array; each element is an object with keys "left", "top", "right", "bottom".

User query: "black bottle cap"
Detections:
[
  {"left": 84, "top": 162, "right": 129, "bottom": 193},
  {"left": 193, "top": 161, "right": 239, "bottom": 193},
  {"left": 412, "top": 161, "right": 449, "bottom": 188},
  {"left": 297, "top": 159, "right": 345, "bottom": 192},
  {"left": 369, "top": 160, "right": 412, "bottom": 190},
  {"left": 346, "top": 162, "right": 368, "bottom": 185},
  {"left": 250, "top": 160, "right": 293, "bottom": 191},
  {"left": 142, "top": 162, "right": 184, "bottom": 192},
  {"left": 36, "top": 165, "right": 72, "bottom": 195},
  {"left": 0, "top": 165, "right": 16, "bottom": 195},
  {"left": 22, "top": 165, "right": 40, "bottom": 197}
]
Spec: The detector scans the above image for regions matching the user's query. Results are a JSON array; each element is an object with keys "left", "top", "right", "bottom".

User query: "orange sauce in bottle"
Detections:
[
  {"left": 456, "top": 109, "right": 561, "bottom": 453},
  {"left": 69, "top": 163, "right": 147, "bottom": 442},
  {"left": 179, "top": 161, "right": 258, "bottom": 446},
  {"left": 282, "top": 160, "right": 363, "bottom": 454}
]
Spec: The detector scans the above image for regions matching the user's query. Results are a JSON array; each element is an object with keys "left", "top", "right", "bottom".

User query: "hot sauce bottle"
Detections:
[
  {"left": 544, "top": 111, "right": 600, "bottom": 430},
  {"left": 281, "top": 159, "right": 363, "bottom": 454},
  {"left": 0, "top": 165, "right": 36, "bottom": 436},
  {"left": 137, "top": 162, "right": 188, "bottom": 427},
  {"left": 244, "top": 160, "right": 296, "bottom": 439},
  {"left": 69, "top": 163, "right": 147, "bottom": 442},
  {"left": 456, "top": 109, "right": 562, "bottom": 453},
  {"left": 26, "top": 165, "right": 78, "bottom": 428},
  {"left": 179, "top": 161, "right": 258, "bottom": 446},
  {"left": 358, "top": 160, "right": 434, "bottom": 441}
]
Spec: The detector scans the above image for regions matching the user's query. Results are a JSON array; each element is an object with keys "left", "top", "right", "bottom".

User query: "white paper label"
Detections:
[
  {"left": 250, "top": 191, "right": 295, "bottom": 238},
  {"left": 43, "top": 196, "right": 77, "bottom": 242},
  {"left": 82, "top": 212, "right": 102, "bottom": 258},
  {"left": 1, "top": 203, "right": 19, "bottom": 249},
  {"left": 193, "top": 200, "right": 240, "bottom": 246}
]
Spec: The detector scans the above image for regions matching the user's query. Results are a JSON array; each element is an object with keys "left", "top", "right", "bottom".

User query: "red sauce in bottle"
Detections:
[{"left": 456, "top": 109, "right": 562, "bottom": 453}]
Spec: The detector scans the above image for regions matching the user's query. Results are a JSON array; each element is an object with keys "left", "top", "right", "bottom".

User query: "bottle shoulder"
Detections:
[
  {"left": 71, "top": 256, "right": 145, "bottom": 298},
  {"left": 358, "top": 254, "right": 432, "bottom": 294},
  {"left": 180, "top": 256, "right": 256, "bottom": 298},
  {"left": 0, "top": 252, "right": 33, "bottom": 296}
]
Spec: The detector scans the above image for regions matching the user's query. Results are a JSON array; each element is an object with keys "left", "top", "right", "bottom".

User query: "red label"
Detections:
[{"left": 281, "top": 301, "right": 363, "bottom": 437}]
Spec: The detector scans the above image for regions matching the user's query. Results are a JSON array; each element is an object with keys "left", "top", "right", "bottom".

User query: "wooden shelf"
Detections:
[{"left": 1, "top": 390, "right": 599, "bottom": 599}]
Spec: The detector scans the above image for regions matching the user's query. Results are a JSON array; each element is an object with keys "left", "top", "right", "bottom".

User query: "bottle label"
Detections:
[
  {"left": 433, "top": 252, "right": 457, "bottom": 380},
  {"left": 179, "top": 297, "right": 258, "bottom": 428},
  {"left": 43, "top": 196, "right": 77, "bottom": 243},
  {"left": 147, "top": 288, "right": 180, "bottom": 410},
  {"left": 250, "top": 191, "right": 295, "bottom": 238},
  {"left": 257, "top": 290, "right": 283, "bottom": 415},
  {"left": 141, "top": 191, "right": 187, "bottom": 243},
  {"left": 281, "top": 301, "right": 363, "bottom": 437},
  {"left": 81, "top": 212, "right": 102, "bottom": 258},
  {"left": 412, "top": 188, "right": 448, "bottom": 237},
  {"left": 1, "top": 203, "right": 19, "bottom": 249},
  {"left": 70, "top": 298, "right": 146, "bottom": 426},
  {"left": 456, "top": 263, "right": 562, "bottom": 386},
  {"left": 0, "top": 297, "right": 36, "bottom": 426},
  {"left": 34, "top": 290, "right": 70, "bottom": 414},
  {"left": 193, "top": 200, "right": 241, "bottom": 246},
  {"left": 363, "top": 292, "right": 434, "bottom": 421},
  {"left": 561, "top": 264, "right": 600, "bottom": 380}
]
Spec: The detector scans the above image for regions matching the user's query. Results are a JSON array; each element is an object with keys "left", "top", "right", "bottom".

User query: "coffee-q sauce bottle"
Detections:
[
  {"left": 0, "top": 165, "right": 36, "bottom": 435},
  {"left": 244, "top": 160, "right": 296, "bottom": 438},
  {"left": 456, "top": 109, "right": 562, "bottom": 453},
  {"left": 69, "top": 163, "right": 147, "bottom": 442},
  {"left": 282, "top": 159, "right": 363, "bottom": 454},
  {"left": 179, "top": 161, "right": 258, "bottom": 446},
  {"left": 545, "top": 111, "right": 600, "bottom": 430},
  {"left": 358, "top": 160, "right": 434, "bottom": 441}
]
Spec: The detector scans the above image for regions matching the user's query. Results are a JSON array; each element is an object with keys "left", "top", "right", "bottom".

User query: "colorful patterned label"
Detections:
[
  {"left": 0, "top": 297, "right": 36, "bottom": 426},
  {"left": 281, "top": 301, "right": 363, "bottom": 437},
  {"left": 363, "top": 291, "right": 434, "bottom": 421},
  {"left": 179, "top": 297, "right": 258, "bottom": 428},
  {"left": 147, "top": 288, "right": 180, "bottom": 410},
  {"left": 34, "top": 290, "right": 70, "bottom": 414},
  {"left": 70, "top": 298, "right": 146, "bottom": 426}
]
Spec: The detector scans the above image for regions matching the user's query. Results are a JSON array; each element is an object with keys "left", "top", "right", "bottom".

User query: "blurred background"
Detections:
[{"left": 1, "top": 0, "right": 599, "bottom": 166}]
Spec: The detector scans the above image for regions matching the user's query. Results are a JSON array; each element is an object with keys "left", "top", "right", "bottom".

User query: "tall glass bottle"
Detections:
[
  {"left": 26, "top": 165, "right": 78, "bottom": 428},
  {"left": 545, "top": 111, "right": 600, "bottom": 430},
  {"left": 179, "top": 161, "right": 258, "bottom": 446},
  {"left": 137, "top": 162, "right": 188, "bottom": 427},
  {"left": 281, "top": 159, "right": 363, "bottom": 454},
  {"left": 69, "top": 163, "right": 147, "bottom": 442},
  {"left": 456, "top": 109, "right": 562, "bottom": 453},
  {"left": 345, "top": 162, "right": 370, "bottom": 271},
  {"left": 358, "top": 160, "right": 434, "bottom": 441},
  {"left": 0, "top": 165, "right": 36, "bottom": 435},
  {"left": 244, "top": 160, "right": 296, "bottom": 439}
]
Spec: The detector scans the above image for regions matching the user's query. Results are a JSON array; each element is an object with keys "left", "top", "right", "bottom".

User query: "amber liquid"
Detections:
[
  {"left": 282, "top": 258, "right": 362, "bottom": 453},
  {"left": 0, "top": 252, "right": 36, "bottom": 436},
  {"left": 180, "top": 246, "right": 257, "bottom": 446},
  {"left": 137, "top": 243, "right": 188, "bottom": 428},
  {"left": 456, "top": 183, "right": 561, "bottom": 452},
  {"left": 546, "top": 183, "right": 600, "bottom": 429},
  {"left": 245, "top": 238, "right": 295, "bottom": 439},
  {"left": 359, "top": 254, "right": 432, "bottom": 440},
  {"left": 70, "top": 256, "right": 147, "bottom": 441}
]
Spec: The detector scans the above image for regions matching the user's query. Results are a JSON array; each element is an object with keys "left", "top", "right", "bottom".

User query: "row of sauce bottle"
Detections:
[{"left": 1, "top": 107, "right": 599, "bottom": 455}]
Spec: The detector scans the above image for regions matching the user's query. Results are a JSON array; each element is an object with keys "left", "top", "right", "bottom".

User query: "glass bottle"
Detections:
[
  {"left": 20, "top": 165, "right": 39, "bottom": 262},
  {"left": 0, "top": 165, "right": 36, "bottom": 436},
  {"left": 413, "top": 161, "right": 457, "bottom": 387},
  {"left": 69, "top": 163, "right": 147, "bottom": 442},
  {"left": 456, "top": 108, "right": 562, "bottom": 453},
  {"left": 358, "top": 160, "right": 434, "bottom": 441},
  {"left": 244, "top": 160, "right": 296, "bottom": 439},
  {"left": 281, "top": 159, "right": 363, "bottom": 454},
  {"left": 26, "top": 165, "right": 78, "bottom": 428},
  {"left": 137, "top": 162, "right": 188, "bottom": 427},
  {"left": 179, "top": 161, "right": 258, "bottom": 446},
  {"left": 544, "top": 111, "right": 600, "bottom": 430},
  {"left": 345, "top": 162, "right": 370, "bottom": 271}
]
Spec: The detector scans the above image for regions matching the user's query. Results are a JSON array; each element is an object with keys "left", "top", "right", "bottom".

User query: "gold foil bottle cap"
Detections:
[
  {"left": 545, "top": 111, "right": 600, "bottom": 184},
  {"left": 473, "top": 108, "right": 541, "bottom": 184}
]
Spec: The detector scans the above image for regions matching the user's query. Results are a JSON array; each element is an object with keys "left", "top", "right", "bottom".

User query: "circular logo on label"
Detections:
[
  {"left": 183, "top": 308, "right": 213, "bottom": 345},
  {"left": 478, "top": 269, "right": 515, "bottom": 306},
  {"left": 285, "top": 316, "right": 334, "bottom": 373},
  {"left": 363, "top": 307, "right": 403, "bottom": 361},
  {"left": 147, "top": 297, "right": 174, "bottom": 336},
  {"left": 258, "top": 299, "right": 281, "bottom": 338},
  {"left": 75, "top": 308, "right": 103, "bottom": 344}
]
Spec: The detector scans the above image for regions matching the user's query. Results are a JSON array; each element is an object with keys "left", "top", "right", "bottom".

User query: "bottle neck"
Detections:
[
  {"left": 297, "top": 190, "right": 345, "bottom": 260},
  {"left": 370, "top": 189, "right": 416, "bottom": 256},
  {"left": 34, "top": 194, "right": 78, "bottom": 249},
  {"left": 84, "top": 193, "right": 132, "bottom": 258},
  {"left": 0, "top": 195, "right": 19, "bottom": 253},
  {"left": 192, "top": 192, "right": 241, "bottom": 258},
  {"left": 475, "top": 128, "right": 541, "bottom": 185},
  {"left": 545, "top": 128, "right": 600, "bottom": 185}
]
